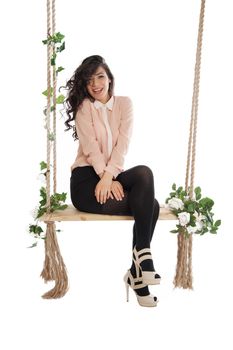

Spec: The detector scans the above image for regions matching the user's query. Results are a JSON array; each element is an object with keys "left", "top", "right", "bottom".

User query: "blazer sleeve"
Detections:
[
  {"left": 76, "top": 100, "right": 106, "bottom": 175},
  {"left": 105, "top": 97, "right": 133, "bottom": 178}
]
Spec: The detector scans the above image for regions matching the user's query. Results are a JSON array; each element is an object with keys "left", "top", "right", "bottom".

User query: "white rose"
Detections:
[
  {"left": 168, "top": 198, "right": 184, "bottom": 210},
  {"left": 187, "top": 225, "right": 198, "bottom": 234},
  {"left": 196, "top": 221, "right": 203, "bottom": 231},
  {"left": 30, "top": 206, "right": 39, "bottom": 220},
  {"left": 37, "top": 173, "right": 46, "bottom": 184},
  {"left": 178, "top": 212, "right": 190, "bottom": 226}
]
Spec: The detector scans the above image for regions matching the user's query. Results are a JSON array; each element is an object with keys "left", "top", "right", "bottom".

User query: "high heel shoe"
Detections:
[
  {"left": 133, "top": 246, "right": 161, "bottom": 285},
  {"left": 123, "top": 270, "right": 158, "bottom": 307}
]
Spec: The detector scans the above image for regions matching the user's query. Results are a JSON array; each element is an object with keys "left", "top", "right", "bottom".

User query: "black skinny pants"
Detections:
[{"left": 70, "top": 165, "right": 160, "bottom": 250}]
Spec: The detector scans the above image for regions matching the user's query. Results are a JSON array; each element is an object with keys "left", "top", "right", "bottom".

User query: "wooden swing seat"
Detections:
[{"left": 39, "top": 204, "right": 176, "bottom": 222}]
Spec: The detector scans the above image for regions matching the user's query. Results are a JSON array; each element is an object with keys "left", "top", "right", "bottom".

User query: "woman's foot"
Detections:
[
  {"left": 124, "top": 269, "right": 158, "bottom": 307},
  {"left": 133, "top": 246, "right": 161, "bottom": 285}
]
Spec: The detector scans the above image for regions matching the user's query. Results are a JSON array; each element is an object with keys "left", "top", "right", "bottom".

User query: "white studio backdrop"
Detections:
[{"left": 0, "top": 1, "right": 233, "bottom": 349}]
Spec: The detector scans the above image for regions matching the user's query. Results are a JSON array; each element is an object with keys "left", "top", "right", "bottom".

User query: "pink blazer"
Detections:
[{"left": 71, "top": 96, "right": 133, "bottom": 178}]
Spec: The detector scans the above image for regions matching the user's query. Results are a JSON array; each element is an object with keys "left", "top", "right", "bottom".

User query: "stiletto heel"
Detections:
[
  {"left": 123, "top": 270, "right": 158, "bottom": 307},
  {"left": 125, "top": 280, "right": 129, "bottom": 302},
  {"left": 133, "top": 247, "right": 161, "bottom": 285}
]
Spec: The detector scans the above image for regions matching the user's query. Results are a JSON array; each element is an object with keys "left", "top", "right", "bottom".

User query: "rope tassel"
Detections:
[
  {"left": 173, "top": 233, "right": 193, "bottom": 289},
  {"left": 41, "top": 221, "right": 69, "bottom": 298}
]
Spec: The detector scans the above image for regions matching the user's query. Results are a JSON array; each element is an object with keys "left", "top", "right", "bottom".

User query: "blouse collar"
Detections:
[{"left": 93, "top": 96, "right": 114, "bottom": 111}]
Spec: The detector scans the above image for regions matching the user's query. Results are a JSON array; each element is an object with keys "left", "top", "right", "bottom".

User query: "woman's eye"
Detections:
[{"left": 98, "top": 75, "right": 104, "bottom": 79}]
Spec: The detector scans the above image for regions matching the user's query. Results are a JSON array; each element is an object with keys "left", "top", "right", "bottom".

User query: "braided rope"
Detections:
[
  {"left": 185, "top": 0, "right": 206, "bottom": 197},
  {"left": 41, "top": 0, "right": 68, "bottom": 299},
  {"left": 52, "top": 0, "right": 57, "bottom": 194},
  {"left": 46, "top": 0, "right": 52, "bottom": 212}
]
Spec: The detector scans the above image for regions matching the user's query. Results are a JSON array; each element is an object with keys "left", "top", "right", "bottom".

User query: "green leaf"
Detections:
[
  {"left": 53, "top": 32, "right": 65, "bottom": 43},
  {"left": 56, "top": 66, "right": 65, "bottom": 74},
  {"left": 42, "top": 39, "right": 48, "bottom": 45},
  {"left": 177, "top": 186, "right": 183, "bottom": 193},
  {"left": 27, "top": 242, "right": 38, "bottom": 248},
  {"left": 215, "top": 220, "right": 221, "bottom": 227},
  {"left": 56, "top": 94, "right": 65, "bottom": 104},
  {"left": 40, "top": 161, "right": 47, "bottom": 171},
  {"left": 49, "top": 132, "right": 55, "bottom": 141},
  {"left": 42, "top": 87, "right": 53, "bottom": 97},
  {"left": 29, "top": 224, "right": 43, "bottom": 235},
  {"left": 170, "top": 229, "right": 178, "bottom": 233},
  {"left": 57, "top": 41, "right": 65, "bottom": 53},
  {"left": 199, "top": 197, "right": 214, "bottom": 210},
  {"left": 210, "top": 229, "right": 217, "bottom": 234},
  {"left": 172, "top": 183, "right": 176, "bottom": 191},
  {"left": 51, "top": 54, "right": 56, "bottom": 66}
]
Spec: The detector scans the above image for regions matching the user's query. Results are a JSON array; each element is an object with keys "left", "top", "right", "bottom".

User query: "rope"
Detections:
[
  {"left": 174, "top": 0, "right": 206, "bottom": 289},
  {"left": 46, "top": 0, "right": 52, "bottom": 212},
  {"left": 185, "top": 0, "right": 206, "bottom": 197},
  {"left": 41, "top": 0, "right": 68, "bottom": 299},
  {"left": 52, "top": 0, "right": 57, "bottom": 194}
]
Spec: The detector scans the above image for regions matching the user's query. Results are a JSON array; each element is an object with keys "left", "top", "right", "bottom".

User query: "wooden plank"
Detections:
[{"left": 39, "top": 204, "right": 177, "bottom": 222}]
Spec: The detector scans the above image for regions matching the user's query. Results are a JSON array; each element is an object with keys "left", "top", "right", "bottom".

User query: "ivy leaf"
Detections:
[
  {"left": 40, "top": 161, "right": 47, "bottom": 171},
  {"left": 42, "top": 87, "right": 54, "bottom": 97},
  {"left": 27, "top": 242, "right": 38, "bottom": 248},
  {"left": 51, "top": 53, "right": 57, "bottom": 66},
  {"left": 49, "top": 132, "right": 55, "bottom": 141},
  {"left": 56, "top": 94, "right": 65, "bottom": 104},
  {"left": 56, "top": 66, "right": 65, "bottom": 74},
  {"left": 53, "top": 32, "right": 65, "bottom": 43},
  {"left": 172, "top": 183, "right": 176, "bottom": 191},
  {"left": 57, "top": 41, "right": 65, "bottom": 53}
]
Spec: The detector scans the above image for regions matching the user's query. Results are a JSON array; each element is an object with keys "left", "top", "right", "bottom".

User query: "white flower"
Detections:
[
  {"left": 196, "top": 221, "right": 203, "bottom": 231},
  {"left": 178, "top": 212, "right": 190, "bottom": 226},
  {"left": 187, "top": 225, "right": 198, "bottom": 234},
  {"left": 194, "top": 211, "right": 206, "bottom": 221},
  {"left": 30, "top": 206, "right": 39, "bottom": 220},
  {"left": 37, "top": 173, "right": 46, "bottom": 184},
  {"left": 168, "top": 198, "right": 184, "bottom": 210}
]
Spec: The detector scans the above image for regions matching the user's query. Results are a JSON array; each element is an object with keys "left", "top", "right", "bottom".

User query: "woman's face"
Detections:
[{"left": 86, "top": 66, "right": 111, "bottom": 103}]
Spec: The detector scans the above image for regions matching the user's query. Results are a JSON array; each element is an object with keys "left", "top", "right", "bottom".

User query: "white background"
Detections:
[{"left": 1, "top": 0, "right": 233, "bottom": 349}]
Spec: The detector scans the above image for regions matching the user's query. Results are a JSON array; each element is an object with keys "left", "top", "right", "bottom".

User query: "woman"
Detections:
[{"left": 64, "top": 55, "right": 161, "bottom": 307}]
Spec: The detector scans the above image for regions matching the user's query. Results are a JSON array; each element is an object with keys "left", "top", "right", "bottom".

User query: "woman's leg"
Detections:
[{"left": 70, "top": 165, "right": 160, "bottom": 297}]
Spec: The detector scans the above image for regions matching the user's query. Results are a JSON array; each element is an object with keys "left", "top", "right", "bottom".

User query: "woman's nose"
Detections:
[{"left": 90, "top": 78, "right": 98, "bottom": 87}]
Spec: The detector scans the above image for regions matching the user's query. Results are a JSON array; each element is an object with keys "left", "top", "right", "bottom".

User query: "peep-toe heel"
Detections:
[{"left": 123, "top": 270, "right": 158, "bottom": 307}]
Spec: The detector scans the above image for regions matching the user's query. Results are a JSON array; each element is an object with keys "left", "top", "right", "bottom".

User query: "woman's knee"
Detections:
[{"left": 135, "top": 165, "right": 154, "bottom": 183}]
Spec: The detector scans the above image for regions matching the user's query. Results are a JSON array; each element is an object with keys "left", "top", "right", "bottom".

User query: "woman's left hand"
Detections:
[
  {"left": 110, "top": 181, "right": 124, "bottom": 201},
  {"left": 95, "top": 171, "right": 113, "bottom": 204}
]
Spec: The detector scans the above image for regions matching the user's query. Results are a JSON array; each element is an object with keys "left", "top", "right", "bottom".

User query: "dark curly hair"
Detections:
[{"left": 63, "top": 55, "right": 115, "bottom": 140}]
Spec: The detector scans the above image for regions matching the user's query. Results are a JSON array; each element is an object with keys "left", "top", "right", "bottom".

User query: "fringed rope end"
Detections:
[
  {"left": 173, "top": 232, "right": 193, "bottom": 290},
  {"left": 41, "top": 221, "right": 69, "bottom": 299}
]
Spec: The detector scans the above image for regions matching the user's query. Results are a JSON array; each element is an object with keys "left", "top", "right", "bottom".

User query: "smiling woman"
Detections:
[{"left": 63, "top": 54, "right": 162, "bottom": 307}]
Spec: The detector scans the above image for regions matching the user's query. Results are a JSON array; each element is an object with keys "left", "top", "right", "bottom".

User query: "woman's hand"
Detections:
[
  {"left": 110, "top": 181, "right": 124, "bottom": 201},
  {"left": 95, "top": 171, "right": 113, "bottom": 204}
]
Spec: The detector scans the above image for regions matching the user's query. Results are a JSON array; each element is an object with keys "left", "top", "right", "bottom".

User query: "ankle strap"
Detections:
[
  {"left": 133, "top": 247, "right": 153, "bottom": 265},
  {"left": 127, "top": 270, "right": 147, "bottom": 289}
]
